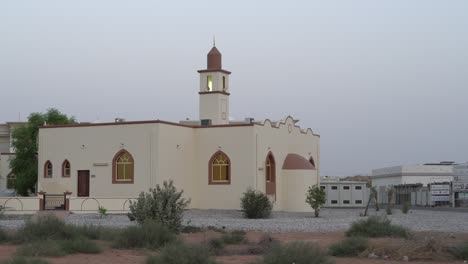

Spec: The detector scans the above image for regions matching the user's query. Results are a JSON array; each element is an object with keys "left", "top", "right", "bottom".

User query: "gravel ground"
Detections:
[{"left": 1, "top": 208, "right": 468, "bottom": 233}]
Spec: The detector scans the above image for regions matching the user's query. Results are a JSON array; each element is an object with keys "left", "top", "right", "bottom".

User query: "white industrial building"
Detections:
[
  {"left": 371, "top": 162, "right": 455, "bottom": 206},
  {"left": 320, "top": 180, "right": 369, "bottom": 207}
]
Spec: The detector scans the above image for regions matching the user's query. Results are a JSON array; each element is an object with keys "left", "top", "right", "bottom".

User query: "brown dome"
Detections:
[
  {"left": 207, "top": 47, "right": 222, "bottom": 69},
  {"left": 282, "top": 153, "right": 315, "bottom": 170}
]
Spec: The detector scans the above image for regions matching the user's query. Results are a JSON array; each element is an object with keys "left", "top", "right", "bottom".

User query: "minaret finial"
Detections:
[{"left": 213, "top": 35, "right": 216, "bottom": 47}]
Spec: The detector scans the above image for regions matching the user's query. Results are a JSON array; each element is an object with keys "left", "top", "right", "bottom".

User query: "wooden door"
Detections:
[
  {"left": 77, "top": 170, "right": 90, "bottom": 197},
  {"left": 265, "top": 153, "right": 276, "bottom": 196}
]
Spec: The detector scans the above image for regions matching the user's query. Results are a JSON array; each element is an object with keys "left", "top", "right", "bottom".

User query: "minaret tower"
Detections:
[{"left": 198, "top": 43, "right": 231, "bottom": 125}]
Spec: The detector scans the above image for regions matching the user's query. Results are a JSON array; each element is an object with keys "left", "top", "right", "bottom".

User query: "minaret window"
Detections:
[
  {"left": 222, "top": 76, "right": 226, "bottom": 90},
  {"left": 207, "top": 75, "right": 213, "bottom": 91}
]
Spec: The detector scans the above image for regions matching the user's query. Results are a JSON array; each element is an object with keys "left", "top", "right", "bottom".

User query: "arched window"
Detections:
[
  {"left": 44, "top": 161, "right": 53, "bottom": 178},
  {"left": 265, "top": 153, "right": 275, "bottom": 183},
  {"left": 309, "top": 157, "right": 316, "bottom": 170},
  {"left": 62, "top": 160, "right": 71, "bottom": 177},
  {"left": 7, "top": 172, "right": 15, "bottom": 190},
  {"left": 209, "top": 151, "right": 230, "bottom": 184},
  {"left": 112, "top": 150, "right": 134, "bottom": 183}
]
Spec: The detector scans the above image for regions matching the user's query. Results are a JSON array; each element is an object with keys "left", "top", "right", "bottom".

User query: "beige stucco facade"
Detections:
[{"left": 36, "top": 46, "right": 321, "bottom": 212}]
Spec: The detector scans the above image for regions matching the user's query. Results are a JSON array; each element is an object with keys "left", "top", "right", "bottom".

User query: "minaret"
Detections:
[{"left": 197, "top": 44, "right": 231, "bottom": 125}]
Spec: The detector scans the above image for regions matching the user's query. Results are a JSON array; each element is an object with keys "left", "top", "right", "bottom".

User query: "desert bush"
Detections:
[
  {"left": 208, "top": 237, "right": 225, "bottom": 254},
  {"left": 247, "top": 235, "right": 280, "bottom": 255},
  {"left": 219, "top": 230, "right": 246, "bottom": 244},
  {"left": 328, "top": 237, "right": 368, "bottom": 256},
  {"left": 401, "top": 202, "right": 410, "bottom": 214},
  {"left": 60, "top": 238, "right": 101, "bottom": 254},
  {"left": 16, "top": 238, "right": 100, "bottom": 257},
  {"left": 1, "top": 257, "right": 50, "bottom": 264},
  {"left": 255, "top": 241, "right": 333, "bottom": 264},
  {"left": 72, "top": 225, "right": 120, "bottom": 241},
  {"left": 16, "top": 240, "right": 65, "bottom": 257},
  {"left": 146, "top": 242, "right": 217, "bottom": 264},
  {"left": 181, "top": 225, "right": 203, "bottom": 233},
  {"left": 207, "top": 225, "right": 226, "bottom": 233},
  {"left": 128, "top": 180, "right": 191, "bottom": 232},
  {"left": 113, "top": 220, "right": 176, "bottom": 249},
  {"left": 346, "top": 216, "right": 409, "bottom": 238},
  {"left": 0, "top": 228, "right": 10, "bottom": 243},
  {"left": 240, "top": 188, "right": 272, "bottom": 219},
  {"left": 14, "top": 215, "right": 74, "bottom": 243},
  {"left": 450, "top": 241, "right": 468, "bottom": 260}
]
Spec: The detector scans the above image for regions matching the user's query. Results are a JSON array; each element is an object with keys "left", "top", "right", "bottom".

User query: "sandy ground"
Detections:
[{"left": 0, "top": 231, "right": 467, "bottom": 264}]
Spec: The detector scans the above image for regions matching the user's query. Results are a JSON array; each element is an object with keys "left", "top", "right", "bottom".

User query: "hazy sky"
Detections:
[{"left": 1, "top": 1, "right": 467, "bottom": 176}]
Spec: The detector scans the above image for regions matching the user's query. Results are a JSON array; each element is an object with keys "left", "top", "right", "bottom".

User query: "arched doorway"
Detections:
[{"left": 265, "top": 152, "right": 276, "bottom": 196}]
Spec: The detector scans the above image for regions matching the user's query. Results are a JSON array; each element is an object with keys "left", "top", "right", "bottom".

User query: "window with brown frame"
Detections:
[
  {"left": 112, "top": 150, "right": 134, "bottom": 183},
  {"left": 209, "top": 151, "right": 230, "bottom": 184},
  {"left": 265, "top": 154, "right": 275, "bottom": 182},
  {"left": 44, "top": 161, "right": 53, "bottom": 178},
  {"left": 62, "top": 160, "right": 71, "bottom": 177}
]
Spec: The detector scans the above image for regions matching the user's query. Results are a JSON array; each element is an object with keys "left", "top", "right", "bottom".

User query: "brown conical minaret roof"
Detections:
[{"left": 207, "top": 46, "right": 222, "bottom": 69}]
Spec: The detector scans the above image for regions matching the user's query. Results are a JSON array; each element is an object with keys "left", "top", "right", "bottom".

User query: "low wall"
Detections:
[
  {"left": 69, "top": 197, "right": 137, "bottom": 214},
  {"left": 0, "top": 197, "right": 39, "bottom": 214}
]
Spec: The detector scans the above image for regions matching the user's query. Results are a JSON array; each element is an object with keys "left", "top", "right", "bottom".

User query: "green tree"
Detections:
[
  {"left": 306, "top": 185, "right": 326, "bottom": 217},
  {"left": 10, "top": 108, "right": 75, "bottom": 196}
]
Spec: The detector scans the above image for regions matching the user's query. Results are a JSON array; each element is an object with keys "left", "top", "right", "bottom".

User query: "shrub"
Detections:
[
  {"left": 207, "top": 226, "right": 226, "bottom": 233},
  {"left": 1, "top": 257, "right": 50, "bottom": 264},
  {"left": 328, "top": 237, "right": 368, "bottom": 256},
  {"left": 0, "top": 205, "right": 4, "bottom": 219},
  {"left": 255, "top": 241, "right": 333, "bottom": 264},
  {"left": 0, "top": 228, "right": 10, "bottom": 243},
  {"left": 113, "top": 220, "right": 176, "bottom": 249},
  {"left": 346, "top": 216, "right": 409, "bottom": 238},
  {"left": 128, "top": 180, "right": 191, "bottom": 232},
  {"left": 146, "top": 243, "right": 217, "bottom": 264},
  {"left": 98, "top": 206, "right": 108, "bottom": 218},
  {"left": 14, "top": 215, "right": 74, "bottom": 243},
  {"left": 401, "top": 202, "right": 410, "bottom": 214},
  {"left": 306, "top": 185, "right": 326, "bottom": 217},
  {"left": 181, "top": 225, "right": 203, "bottom": 233},
  {"left": 16, "top": 241, "right": 65, "bottom": 257},
  {"left": 240, "top": 188, "right": 272, "bottom": 219},
  {"left": 221, "top": 231, "right": 246, "bottom": 244},
  {"left": 208, "top": 237, "right": 225, "bottom": 254},
  {"left": 60, "top": 238, "right": 101, "bottom": 254},
  {"left": 16, "top": 239, "right": 100, "bottom": 257},
  {"left": 247, "top": 234, "right": 280, "bottom": 255},
  {"left": 450, "top": 242, "right": 468, "bottom": 260}
]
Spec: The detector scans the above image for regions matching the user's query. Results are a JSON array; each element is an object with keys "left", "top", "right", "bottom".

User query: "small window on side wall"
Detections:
[
  {"left": 343, "top": 200, "right": 350, "bottom": 204},
  {"left": 355, "top": 200, "right": 363, "bottom": 204},
  {"left": 62, "top": 160, "right": 71, "bottom": 177},
  {"left": 355, "top": 186, "right": 362, "bottom": 190},
  {"left": 44, "top": 161, "right": 53, "bottom": 178},
  {"left": 331, "top": 200, "right": 338, "bottom": 204},
  {"left": 343, "top": 186, "right": 350, "bottom": 190},
  {"left": 331, "top": 186, "right": 338, "bottom": 190}
]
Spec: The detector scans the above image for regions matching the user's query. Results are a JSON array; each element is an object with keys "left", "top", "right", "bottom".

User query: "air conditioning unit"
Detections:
[{"left": 201, "top": 119, "right": 212, "bottom": 126}]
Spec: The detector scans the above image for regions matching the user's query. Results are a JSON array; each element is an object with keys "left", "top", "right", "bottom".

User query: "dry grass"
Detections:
[{"left": 362, "top": 233, "right": 460, "bottom": 261}]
